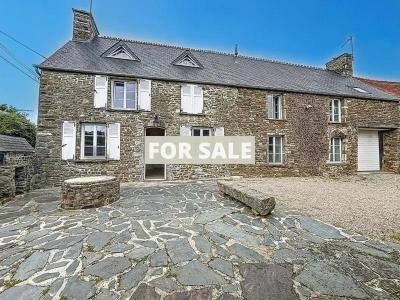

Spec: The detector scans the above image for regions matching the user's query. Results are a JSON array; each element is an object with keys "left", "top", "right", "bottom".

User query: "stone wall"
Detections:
[
  {"left": 0, "top": 152, "right": 35, "bottom": 203},
  {"left": 35, "top": 70, "right": 400, "bottom": 187}
]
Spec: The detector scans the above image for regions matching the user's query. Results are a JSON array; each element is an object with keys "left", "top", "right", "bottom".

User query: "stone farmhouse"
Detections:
[{"left": 35, "top": 9, "right": 400, "bottom": 186}]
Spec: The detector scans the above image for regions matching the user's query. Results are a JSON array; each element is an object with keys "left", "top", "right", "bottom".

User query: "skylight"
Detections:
[{"left": 353, "top": 87, "right": 368, "bottom": 93}]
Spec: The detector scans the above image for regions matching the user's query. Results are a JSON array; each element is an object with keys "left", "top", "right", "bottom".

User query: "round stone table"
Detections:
[{"left": 61, "top": 176, "right": 120, "bottom": 209}]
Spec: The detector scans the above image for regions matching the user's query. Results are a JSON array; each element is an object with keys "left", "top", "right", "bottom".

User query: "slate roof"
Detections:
[
  {"left": 357, "top": 78, "right": 400, "bottom": 97},
  {"left": 0, "top": 134, "right": 34, "bottom": 153},
  {"left": 39, "top": 36, "right": 399, "bottom": 101}
]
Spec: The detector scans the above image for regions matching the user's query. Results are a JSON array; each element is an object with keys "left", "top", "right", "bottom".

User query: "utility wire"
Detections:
[
  {"left": 0, "top": 53, "right": 38, "bottom": 83},
  {"left": 0, "top": 42, "right": 38, "bottom": 77},
  {"left": 0, "top": 29, "right": 47, "bottom": 59}
]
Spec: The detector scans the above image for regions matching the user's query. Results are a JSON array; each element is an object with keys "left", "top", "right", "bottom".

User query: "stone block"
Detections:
[
  {"left": 217, "top": 180, "right": 275, "bottom": 215},
  {"left": 61, "top": 176, "right": 120, "bottom": 209}
]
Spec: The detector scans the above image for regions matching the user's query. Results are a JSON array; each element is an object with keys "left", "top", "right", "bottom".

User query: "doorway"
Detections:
[{"left": 145, "top": 127, "right": 166, "bottom": 180}]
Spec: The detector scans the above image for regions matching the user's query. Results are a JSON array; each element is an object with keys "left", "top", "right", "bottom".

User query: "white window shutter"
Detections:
[
  {"left": 94, "top": 75, "right": 108, "bottom": 108},
  {"left": 181, "top": 85, "right": 192, "bottom": 113},
  {"left": 180, "top": 125, "right": 191, "bottom": 136},
  {"left": 267, "top": 95, "right": 273, "bottom": 118},
  {"left": 62, "top": 121, "right": 76, "bottom": 160},
  {"left": 214, "top": 127, "right": 224, "bottom": 136},
  {"left": 107, "top": 123, "right": 120, "bottom": 160},
  {"left": 193, "top": 86, "right": 203, "bottom": 114},
  {"left": 138, "top": 79, "right": 151, "bottom": 111}
]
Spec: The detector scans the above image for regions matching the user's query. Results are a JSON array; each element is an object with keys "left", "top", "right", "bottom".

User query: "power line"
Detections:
[
  {"left": 0, "top": 53, "right": 38, "bottom": 83},
  {"left": 0, "top": 42, "right": 38, "bottom": 77},
  {"left": 0, "top": 29, "right": 47, "bottom": 59}
]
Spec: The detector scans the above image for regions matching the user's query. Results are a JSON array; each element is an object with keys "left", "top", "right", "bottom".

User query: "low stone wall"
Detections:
[{"left": 61, "top": 176, "right": 120, "bottom": 209}]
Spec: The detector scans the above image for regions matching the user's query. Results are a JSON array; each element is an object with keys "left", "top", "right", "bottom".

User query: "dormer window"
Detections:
[
  {"left": 102, "top": 41, "right": 139, "bottom": 61},
  {"left": 108, "top": 46, "right": 133, "bottom": 60},
  {"left": 172, "top": 50, "right": 203, "bottom": 68}
]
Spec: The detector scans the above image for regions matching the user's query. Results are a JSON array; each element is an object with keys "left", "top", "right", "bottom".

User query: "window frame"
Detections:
[
  {"left": 191, "top": 127, "right": 213, "bottom": 136},
  {"left": 111, "top": 80, "right": 138, "bottom": 110},
  {"left": 81, "top": 123, "right": 107, "bottom": 159},
  {"left": 329, "top": 99, "right": 342, "bottom": 123},
  {"left": 329, "top": 137, "right": 343, "bottom": 163},
  {"left": 181, "top": 84, "right": 204, "bottom": 114},
  {"left": 267, "top": 95, "right": 283, "bottom": 120},
  {"left": 268, "top": 135, "right": 284, "bottom": 165}
]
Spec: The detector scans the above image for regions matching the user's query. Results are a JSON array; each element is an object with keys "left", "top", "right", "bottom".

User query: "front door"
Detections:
[{"left": 145, "top": 127, "right": 165, "bottom": 180}]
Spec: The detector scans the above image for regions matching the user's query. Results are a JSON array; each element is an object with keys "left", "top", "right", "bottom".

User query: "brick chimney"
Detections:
[
  {"left": 326, "top": 53, "right": 353, "bottom": 76},
  {"left": 72, "top": 8, "right": 99, "bottom": 41}
]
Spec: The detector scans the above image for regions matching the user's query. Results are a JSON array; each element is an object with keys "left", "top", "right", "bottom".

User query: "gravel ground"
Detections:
[{"left": 244, "top": 173, "right": 400, "bottom": 241}]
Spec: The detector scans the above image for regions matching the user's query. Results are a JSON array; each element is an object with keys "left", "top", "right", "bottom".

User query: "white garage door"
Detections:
[{"left": 358, "top": 130, "right": 380, "bottom": 171}]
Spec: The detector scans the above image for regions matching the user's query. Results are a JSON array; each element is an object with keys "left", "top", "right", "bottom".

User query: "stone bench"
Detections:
[
  {"left": 217, "top": 180, "right": 276, "bottom": 215},
  {"left": 61, "top": 176, "right": 120, "bottom": 210}
]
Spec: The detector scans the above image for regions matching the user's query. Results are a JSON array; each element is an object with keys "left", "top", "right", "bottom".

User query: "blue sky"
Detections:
[{"left": 0, "top": 0, "right": 399, "bottom": 122}]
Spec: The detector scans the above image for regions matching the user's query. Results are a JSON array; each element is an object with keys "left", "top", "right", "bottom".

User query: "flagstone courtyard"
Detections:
[{"left": 0, "top": 182, "right": 399, "bottom": 300}]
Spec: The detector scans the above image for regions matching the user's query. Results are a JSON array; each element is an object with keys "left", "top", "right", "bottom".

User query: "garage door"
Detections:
[{"left": 358, "top": 130, "right": 380, "bottom": 171}]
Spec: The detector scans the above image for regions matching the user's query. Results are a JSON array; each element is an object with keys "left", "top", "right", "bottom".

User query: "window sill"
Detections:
[
  {"left": 73, "top": 159, "right": 110, "bottom": 163},
  {"left": 327, "top": 161, "right": 347, "bottom": 165},
  {"left": 107, "top": 108, "right": 140, "bottom": 113},
  {"left": 267, "top": 163, "right": 286, "bottom": 167},
  {"left": 180, "top": 112, "right": 206, "bottom": 116},
  {"left": 267, "top": 118, "right": 286, "bottom": 122},
  {"left": 328, "top": 121, "right": 344, "bottom": 125}
]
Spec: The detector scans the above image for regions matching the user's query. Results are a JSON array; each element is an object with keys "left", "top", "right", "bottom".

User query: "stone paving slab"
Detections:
[{"left": 0, "top": 182, "right": 399, "bottom": 299}]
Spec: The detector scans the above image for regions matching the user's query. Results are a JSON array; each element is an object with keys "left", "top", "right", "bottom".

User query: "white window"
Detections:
[
  {"left": 192, "top": 127, "right": 212, "bottom": 136},
  {"left": 268, "top": 136, "right": 284, "bottom": 164},
  {"left": 81, "top": 124, "right": 106, "bottom": 159},
  {"left": 181, "top": 84, "right": 203, "bottom": 114},
  {"left": 329, "top": 99, "right": 341, "bottom": 123},
  {"left": 329, "top": 137, "right": 342, "bottom": 162},
  {"left": 267, "top": 95, "right": 283, "bottom": 119},
  {"left": 112, "top": 81, "right": 137, "bottom": 110}
]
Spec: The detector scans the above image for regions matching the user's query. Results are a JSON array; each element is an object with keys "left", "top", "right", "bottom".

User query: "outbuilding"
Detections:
[{"left": 0, "top": 134, "right": 35, "bottom": 203}]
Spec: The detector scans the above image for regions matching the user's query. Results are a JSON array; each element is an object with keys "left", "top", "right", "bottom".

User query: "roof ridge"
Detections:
[{"left": 99, "top": 35, "right": 325, "bottom": 71}]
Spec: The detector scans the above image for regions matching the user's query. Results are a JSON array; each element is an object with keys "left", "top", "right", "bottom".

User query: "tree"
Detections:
[{"left": 0, "top": 104, "right": 36, "bottom": 146}]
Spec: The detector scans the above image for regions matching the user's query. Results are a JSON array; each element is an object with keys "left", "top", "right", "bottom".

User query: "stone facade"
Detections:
[
  {"left": 72, "top": 9, "right": 98, "bottom": 41},
  {"left": 35, "top": 70, "right": 400, "bottom": 187},
  {"left": 0, "top": 151, "right": 35, "bottom": 203}
]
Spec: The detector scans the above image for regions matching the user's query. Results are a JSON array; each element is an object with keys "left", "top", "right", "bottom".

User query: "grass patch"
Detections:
[
  {"left": 130, "top": 256, "right": 148, "bottom": 264},
  {"left": 42, "top": 285, "right": 50, "bottom": 295},
  {"left": 84, "top": 245, "right": 94, "bottom": 252},
  {"left": 4, "top": 279, "right": 21, "bottom": 289},
  {"left": 390, "top": 233, "right": 400, "bottom": 243},
  {"left": 165, "top": 269, "right": 177, "bottom": 278}
]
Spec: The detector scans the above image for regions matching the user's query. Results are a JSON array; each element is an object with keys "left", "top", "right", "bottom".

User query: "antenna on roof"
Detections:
[
  {"left": 341, "top": 36, "right": 354, "bottom": 60},
  {"left": 89, "top": 0, "right": 93, "bottom": 13},
  {"left": 234, "top": 44, "right": 239, "bottom": 56}
]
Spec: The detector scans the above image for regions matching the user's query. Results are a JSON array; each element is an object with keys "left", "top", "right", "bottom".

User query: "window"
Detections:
[
  {"left": 267, "top": 95, "right": 283, "bottom": 119},
  {"left": 181, "top": 84, "right": 203, "bottom": 114},
  {"left": 82, "top": 124, "right": 106, "bottom": 159},
  {"left": 353, "top": 87, "right": 368, "bottom": 93},
  {"left": 0, "top": 152, "right": 4, "bottom": 165},
  {"left": 192, "top": 128, "right": 212, "bottom": 136},
  {"left": 108, "top": 46, "right": 134, "bottom": 60},
  {"left": 268, "top": 136, "right": 283, "bottom": 164},
  {"left": 329, "top": 137, "right": 342, "bottom": 162},
  {"left": 329, "top": 99, "right": 341, "bottom": 123},
  {"left": 112, "top": 81, "right": 137, "bottom": 109}
]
